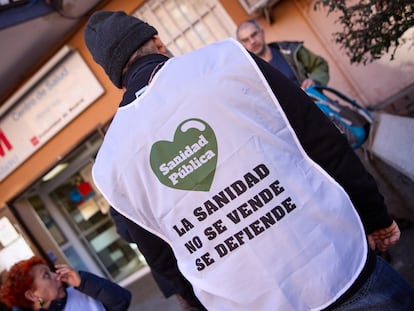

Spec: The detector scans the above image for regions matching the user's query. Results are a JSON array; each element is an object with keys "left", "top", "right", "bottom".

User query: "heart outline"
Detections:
[{"left": 150, "top": 118, "right": 218, "bottom": 191}]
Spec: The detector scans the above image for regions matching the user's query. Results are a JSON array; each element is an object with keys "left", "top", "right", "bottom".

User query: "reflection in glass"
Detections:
[
  {"left": 30, "top": 195, "right": 67, "bottom": 246},
  {"left": 49, "top": 166, "right": 146, "bottom": 281}
]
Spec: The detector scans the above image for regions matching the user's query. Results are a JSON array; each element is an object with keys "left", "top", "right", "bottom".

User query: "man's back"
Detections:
[
  {"left": 85, "top": 11, "right": 414, "bottom": 311},
  {"left": 93, "top": 39, "right": 367, "bottom": 310}
]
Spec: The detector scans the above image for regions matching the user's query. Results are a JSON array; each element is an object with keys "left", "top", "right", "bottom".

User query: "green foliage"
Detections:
[{"left": 314, "top": 0, "right": 414, "bottom": 64}]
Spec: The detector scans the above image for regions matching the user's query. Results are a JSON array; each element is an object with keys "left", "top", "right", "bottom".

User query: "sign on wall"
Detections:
[{"left": 0, "top": 48, "right": 104, "bottom": 182}]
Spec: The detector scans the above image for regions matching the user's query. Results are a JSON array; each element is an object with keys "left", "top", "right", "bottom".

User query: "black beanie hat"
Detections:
[{"left": 84, "top": 11, "right": 158, "bottom": 88}]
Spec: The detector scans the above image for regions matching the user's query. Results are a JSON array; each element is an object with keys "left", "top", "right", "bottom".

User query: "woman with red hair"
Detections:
[{"left": 0, "top": 256, "right": 131, "bottom": 311}]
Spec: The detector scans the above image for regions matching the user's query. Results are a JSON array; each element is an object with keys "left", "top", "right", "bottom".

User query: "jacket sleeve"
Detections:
[
  {"left": 76, "top": 271, "right": 131, "bottom": 311},
  {"left": 296, "top": 44, "right": 329, "bottom": 86},
  {"left": 250, "top": 53, "right": 392, "bottom": 234}
]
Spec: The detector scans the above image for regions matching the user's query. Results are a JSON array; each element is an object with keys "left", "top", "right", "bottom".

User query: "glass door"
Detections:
[
  {"left": 26, "top": 131, "right": 148, "bottom": 283},
  {"left": 46, "top": 162, "right": 146, "bottom": 282}
]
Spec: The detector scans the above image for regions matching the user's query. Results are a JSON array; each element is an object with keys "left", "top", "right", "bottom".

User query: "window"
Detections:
[
  {"left": 238, "top": 0, "right": 281, "bottom": 15},
  {"left": 133, "top": 0, "right": 236, "bottom": 56}
]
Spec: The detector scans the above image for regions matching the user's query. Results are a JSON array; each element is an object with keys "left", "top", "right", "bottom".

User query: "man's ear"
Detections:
[
  {"left": 152, "top": 36, "right": 171, "bottom": 56},
  {"left": 24, "top": 289, "right": 37, "bottom": 302}
]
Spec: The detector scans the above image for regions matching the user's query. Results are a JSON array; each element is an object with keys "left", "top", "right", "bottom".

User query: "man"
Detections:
[
  {"left": 84, "top": 11, "right": 414, "bottom": 310},
  {"left": 236, "top": 19, "right": 329, "bottom": 89}
]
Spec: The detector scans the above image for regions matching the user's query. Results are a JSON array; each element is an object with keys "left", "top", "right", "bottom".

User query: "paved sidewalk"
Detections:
[
  {"left": 126, "top": 272, "right": 182, "bottom": 311},
  {"left": 389, "top": 224, "right": 414, "bottom": 287}
]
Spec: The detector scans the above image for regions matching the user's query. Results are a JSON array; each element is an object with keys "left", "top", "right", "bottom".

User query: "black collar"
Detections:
[{"left": 121, "top": 54, "right": 170, "bottom": 106}]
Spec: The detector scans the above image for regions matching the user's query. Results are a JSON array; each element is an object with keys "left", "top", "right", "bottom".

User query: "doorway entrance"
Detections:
[{"left": 12, "top": 131, "right": 148, "bottom": 284}]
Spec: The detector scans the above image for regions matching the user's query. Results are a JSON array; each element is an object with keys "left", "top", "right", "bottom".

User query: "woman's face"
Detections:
[{"left": 31, "top": 264, "right": 65, "bottom": 304}]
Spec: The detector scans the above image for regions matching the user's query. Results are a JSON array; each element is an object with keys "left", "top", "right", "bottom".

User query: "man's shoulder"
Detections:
[{"left": 269, "top": 41, "right": 303, "bottom": 50}]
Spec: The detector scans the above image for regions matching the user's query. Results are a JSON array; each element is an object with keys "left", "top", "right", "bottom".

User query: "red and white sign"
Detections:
[{"left": 0, "top": 49, "right": 104, "bottom": 182}]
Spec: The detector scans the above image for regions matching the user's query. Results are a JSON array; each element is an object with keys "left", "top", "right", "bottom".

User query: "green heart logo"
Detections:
[{"left": 150, "top": 118, "right": 218, "bottom": 191}]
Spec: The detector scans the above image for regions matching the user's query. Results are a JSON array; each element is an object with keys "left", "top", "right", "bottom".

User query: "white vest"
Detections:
[
  {"left": 63, "top": 287, "right": 105, "bottom": 311},
  {"left": 93, "top": 39, "right": 367, "bottom": 310}
]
